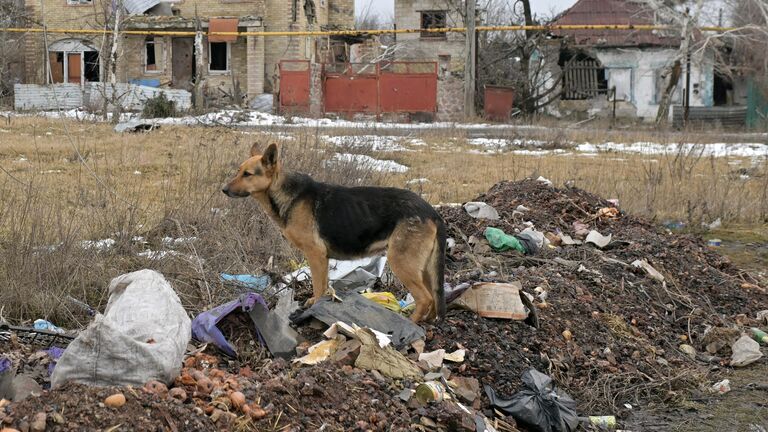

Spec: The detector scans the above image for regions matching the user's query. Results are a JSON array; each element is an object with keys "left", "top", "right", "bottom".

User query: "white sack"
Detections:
[{"left": 51, "top": 269, "right": 191, "bottom": 388}]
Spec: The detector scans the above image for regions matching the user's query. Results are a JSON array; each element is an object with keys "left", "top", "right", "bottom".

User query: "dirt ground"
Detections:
[{"left": 2, "top": 179, "right": 766, "bottom": 432}]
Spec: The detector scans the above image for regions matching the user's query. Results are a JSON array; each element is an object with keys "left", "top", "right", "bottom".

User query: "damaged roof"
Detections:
[{"left": 551, "top": 0, "right": 680, "bottom": 48}]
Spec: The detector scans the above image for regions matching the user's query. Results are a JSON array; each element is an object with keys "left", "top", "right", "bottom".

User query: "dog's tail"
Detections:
[{"left": 425, "top": 217, "right": 447, "bottom": 321}]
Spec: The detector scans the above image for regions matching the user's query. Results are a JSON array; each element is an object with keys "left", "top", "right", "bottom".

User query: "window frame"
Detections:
[
  {"left": 207, "top": 41, "right": 231, "bottom": 74},
  {"left": 144, "top": 37, "right": 164, "bottom": 74},
  {"left": 420, "top": 10, "right": 448, "bottom": 39}
]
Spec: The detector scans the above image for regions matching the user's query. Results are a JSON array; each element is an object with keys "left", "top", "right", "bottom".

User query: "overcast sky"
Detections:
[{"left": 354, "top": 0, "right": 579, "bottom": 21}]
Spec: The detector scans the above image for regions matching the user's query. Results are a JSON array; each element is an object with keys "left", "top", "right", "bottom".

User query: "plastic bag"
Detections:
[
  {"left": 51, "top": 270, "right": 191, "bottom": 388},
  {"left": 485, "top": 368, "right": 579, "bottom": 432},
  {"left": 731, "top": 335, "right": 763, "bottom": 367},
  {"left": 484, "top": 227, "right": 527, "bottom": 253}
]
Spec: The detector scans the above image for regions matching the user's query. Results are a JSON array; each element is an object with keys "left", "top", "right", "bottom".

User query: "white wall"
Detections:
[{"left": 594, "top": 48, "right": 715, "bottom": 119}]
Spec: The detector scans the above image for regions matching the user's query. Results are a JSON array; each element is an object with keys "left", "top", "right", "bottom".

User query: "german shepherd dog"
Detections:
[{"left": 222, "top": 143, "right": 446, "bottom": 323}]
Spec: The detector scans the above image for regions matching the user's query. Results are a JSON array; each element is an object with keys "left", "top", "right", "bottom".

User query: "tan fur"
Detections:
[{"left": 387, "top": 218, "right": 438, "bottom": 322}]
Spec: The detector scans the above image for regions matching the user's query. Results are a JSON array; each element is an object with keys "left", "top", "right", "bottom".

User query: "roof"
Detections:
[{"left": 551, "top": 0, "right": 680, "bottom": 48}]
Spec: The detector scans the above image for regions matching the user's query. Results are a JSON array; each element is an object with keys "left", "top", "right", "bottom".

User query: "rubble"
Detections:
[{"left": 1, "top": 179, "right": 766, "bottom": 431}]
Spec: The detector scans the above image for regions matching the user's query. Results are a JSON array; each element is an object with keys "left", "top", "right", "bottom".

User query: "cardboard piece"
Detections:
[{"left": 453, "top": 282, "right": 528, "bottom": 320}]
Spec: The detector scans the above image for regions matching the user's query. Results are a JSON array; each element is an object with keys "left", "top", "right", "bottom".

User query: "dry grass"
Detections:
[{"left": 0, "top": 115, "right": 766, "bottom": 327}]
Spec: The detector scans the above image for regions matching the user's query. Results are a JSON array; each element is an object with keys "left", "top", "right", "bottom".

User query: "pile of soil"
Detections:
[
  {"left": 432, "top": 179, "right": 768, "bottom": 411},
  {"left": 2, "top": 180, "right": 765, "bottom": 431}
]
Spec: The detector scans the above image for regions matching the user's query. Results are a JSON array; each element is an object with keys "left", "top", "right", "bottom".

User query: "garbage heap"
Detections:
[
  {"left": 1, "top": 179, "right": 766, "bottom": 432},
  {"left": 433, "top": 179, "right": 767, "bottom": 410}
]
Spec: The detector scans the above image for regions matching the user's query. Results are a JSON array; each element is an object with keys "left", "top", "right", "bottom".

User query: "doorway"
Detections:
[{"left": 172, "top": 38, "right": 195, "bottom": 90}]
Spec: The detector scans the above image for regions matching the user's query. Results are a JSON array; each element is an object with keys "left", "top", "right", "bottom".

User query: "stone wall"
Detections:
[
  {"left": 437, "top": 74, "right": 463, "bottom": 121},
  {"left": 394, "top": 0, "right": 465, "bottom": 72}
]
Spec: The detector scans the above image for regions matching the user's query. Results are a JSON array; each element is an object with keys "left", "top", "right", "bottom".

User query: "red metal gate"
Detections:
[
  {"left": 278, "top": 60, "right": 311, "bottom": 114},
  {"left": 323, "top": 62, "right": 437, "bottom": 116}
]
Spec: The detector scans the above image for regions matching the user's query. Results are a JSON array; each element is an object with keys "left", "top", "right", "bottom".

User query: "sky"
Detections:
[{"left": 354, "top": 0, "right": 579, "bottom": 21}]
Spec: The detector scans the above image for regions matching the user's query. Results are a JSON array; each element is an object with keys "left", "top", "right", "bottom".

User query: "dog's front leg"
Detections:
[{"left": 305, "top": 252, "right": 329, "bottom": 307}]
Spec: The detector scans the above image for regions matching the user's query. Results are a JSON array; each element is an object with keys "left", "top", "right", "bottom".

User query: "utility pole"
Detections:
[{"left": 464, "top": 0, "right": 476, "bottom": 118}]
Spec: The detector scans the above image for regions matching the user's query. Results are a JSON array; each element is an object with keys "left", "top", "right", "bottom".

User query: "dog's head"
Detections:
[{"left": 222, "top": 143, "right": 280, "bottom": 198}]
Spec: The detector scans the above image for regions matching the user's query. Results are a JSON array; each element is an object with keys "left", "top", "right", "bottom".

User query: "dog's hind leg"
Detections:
[
  {"left": 304, "top": 249, "right": 329, "bottom": 306},
  {"left": 388, "top": 218, "right": 437, "bottom": 323}
]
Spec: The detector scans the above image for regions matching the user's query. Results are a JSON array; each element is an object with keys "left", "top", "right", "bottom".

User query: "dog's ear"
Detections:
[
  {"left": 262, "top": 143, "right": 279, "bottom": 170},
  {"left": 250, "top": 143, "right": 260, "bottom": 157}
]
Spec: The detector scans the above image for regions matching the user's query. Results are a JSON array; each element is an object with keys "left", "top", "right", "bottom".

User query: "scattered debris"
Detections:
[
  {"left": 291, "top": 291, "right": 425, "bottom": 349},
  {"left": 219, "top": 273, "right": 271, "bottom": 291},
  {"left": 585, "top": 230, "right": 613, "bottom": 249},
  {"left": 464, "top": 202, "right": 501, "bottom": 220},
  {"left": 452, "top": 282, "right": 531, "bottom": 321},
  {"left": 631, "top": 259, "right": 665, "bottom": 283},
  {"left": 484, "top": 227, "right": 527, "bottom": 254},
  {"left": 485, "top": 369, "right": 579, "bottom": 432},
  {"left": 711, "top": 379, "right": 731, "bottom": 394},
  {"left": 191, "top": 293, "right": 268, "bottom": 358},
  {"left": 731, "top": 335, "right": 763, "bottom": 367}
]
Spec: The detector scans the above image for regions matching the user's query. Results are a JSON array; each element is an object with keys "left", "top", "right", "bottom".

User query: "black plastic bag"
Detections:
[{"left": 485, "top": 368, "right": 579, "bottom": 432}]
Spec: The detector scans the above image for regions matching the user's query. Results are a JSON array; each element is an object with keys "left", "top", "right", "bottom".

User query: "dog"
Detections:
[{"left": 222, "top": 143, "right": 446, "bottom": 323}]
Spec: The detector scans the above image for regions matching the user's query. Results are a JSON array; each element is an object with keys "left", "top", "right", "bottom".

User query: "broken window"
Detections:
[
  {"left": 560, "top": 51, "right": 607, "bottom": 100},
  {"left": 304, "top": 0, "right": 316, "bottom": 24},
  {"left": 66, "top": 0, "right": 92, "bottom": 5},
  {"left": 145, "top": 37, "right": 164, "bottom": 73},
  {"left": 49, "top": 52, "right": 65, "bottom": 83},
  {"left": 84, "top": 51, "right": 99, "bottom": 82},
  {"left": 208, "top": 42, "right": 229, "bottom": 72},
  {"left": 421, "top": 11, "right": 447, "bottom": 39}
]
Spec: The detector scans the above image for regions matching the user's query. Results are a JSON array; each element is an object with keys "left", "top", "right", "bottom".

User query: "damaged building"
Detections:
[
  {"left": 542, "top": 0, "right": 722, "bottom": 122},
  {"left": 393, "top": 0, "right": 469, "bottom": 121},
  {"left": 17, "top": 0, "right": 354, "bottom": 107}
]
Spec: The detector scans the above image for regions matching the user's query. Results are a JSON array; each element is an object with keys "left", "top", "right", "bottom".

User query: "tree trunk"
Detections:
[
  {"left": 109, "top": 0, "right": 122, "bottom": 123},
  {"left": 519, "top": 0, "right": 535, "bottom": 114},
  {"left": 193, "top": 15, "right": 205, "bottom": 111}
]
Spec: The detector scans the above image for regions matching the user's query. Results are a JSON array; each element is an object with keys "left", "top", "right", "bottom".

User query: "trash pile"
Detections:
[{"left": 1, "top": 179, "right": 767, "bottom": 431}]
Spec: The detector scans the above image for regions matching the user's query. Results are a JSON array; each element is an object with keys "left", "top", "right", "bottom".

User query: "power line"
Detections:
[{"left": 0, "top": 24, "right": 743, "bottom": 38}]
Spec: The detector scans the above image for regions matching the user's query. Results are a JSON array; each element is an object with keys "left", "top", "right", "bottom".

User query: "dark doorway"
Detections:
[
  {"left": 84, "top": 51, "right": 99, "bottom": 82},
  {"left": 713, "top": 72, "right": 733, "bottom": 106},
  {"left": 172, "top": 38, "right": 195, "bottom": 90}
]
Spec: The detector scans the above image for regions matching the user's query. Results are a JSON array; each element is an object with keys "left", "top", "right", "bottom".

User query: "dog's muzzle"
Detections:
[{"left": 222, "top": 187, "right": 249, "bottom": 198}]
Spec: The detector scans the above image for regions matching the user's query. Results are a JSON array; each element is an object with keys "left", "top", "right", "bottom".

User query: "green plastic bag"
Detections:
[{"left": 484, "top": 227, "right": 527, "bottom": 253}]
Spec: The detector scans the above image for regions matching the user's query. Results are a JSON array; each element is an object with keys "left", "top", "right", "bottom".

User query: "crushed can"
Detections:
[
  {"left": 415, "top": 381, "right": 445, "bottom": 404},
  {"left": 707, "top": 239, "right": 722, "bottom": 247},
  {"left": 589, "top": 416, "right": 617, "bottom": 430},
  {"left": 751, "top": 328, "right": 768, "bottom": 345}
]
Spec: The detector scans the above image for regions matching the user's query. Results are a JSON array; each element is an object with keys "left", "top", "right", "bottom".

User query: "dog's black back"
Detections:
[{"left": 279, "top": 173, "right": 442, "bottom": 259}]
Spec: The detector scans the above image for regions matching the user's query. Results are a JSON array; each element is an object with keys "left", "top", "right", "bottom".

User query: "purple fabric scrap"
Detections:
[
  {"left": 191, "top": 293, "right": 268, "bottom": 357},
  {"left": 0, "top": 357, "right": 11, "bottom": 374}
]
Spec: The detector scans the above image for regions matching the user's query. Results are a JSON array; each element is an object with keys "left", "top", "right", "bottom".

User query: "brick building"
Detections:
[
  {"left": 19, "top": 0, "right": 354, "bottom": 104},
  {"left": 393, "top": 0, "right": 468, "bottom": 120}
]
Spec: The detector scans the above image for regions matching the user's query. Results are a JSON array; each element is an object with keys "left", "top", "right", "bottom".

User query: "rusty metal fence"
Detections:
[{"left": 323, "top": 61, "right": 438, "bottom": 117}]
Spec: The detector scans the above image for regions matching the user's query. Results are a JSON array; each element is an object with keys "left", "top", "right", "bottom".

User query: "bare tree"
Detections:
[
  {"left": 476, "top": 0, "right": 566, "bottom": 115},
  {"left": 0, "top": 0, "right": 30, "bottom": 103}
]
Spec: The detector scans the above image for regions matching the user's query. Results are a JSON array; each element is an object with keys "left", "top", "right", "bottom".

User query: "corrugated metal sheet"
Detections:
[
  {"left": 14, "top": 84, "right": 83, "bottom": 110},
  {"left": 124, "top": 0, "right": 160, "bottom": 15},
  {"left": 13, "top": 83, "right": 190, "bottom": 111},
  {"left": 672, "top": 105, "right": 747, "bottom": 129},
  {"left": 86, "top": 83, "right": 192, "bottom": 110},
  {"left": 552, "top": 0, "right": 680, "bottom": 47}
]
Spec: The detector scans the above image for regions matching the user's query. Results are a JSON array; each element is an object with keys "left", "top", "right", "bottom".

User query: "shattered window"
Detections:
[
  {"left": 84, "top": 51, "right": 99, "bottom": 82},
  {"left": 209, "top": 42, "right": 229, "bottom": 72},
  {"left": 420, "top": 11, "right": 447, "bottom": 39},
  {"left": 145, "top": 37, "right": 163, "bottom": 73}
]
